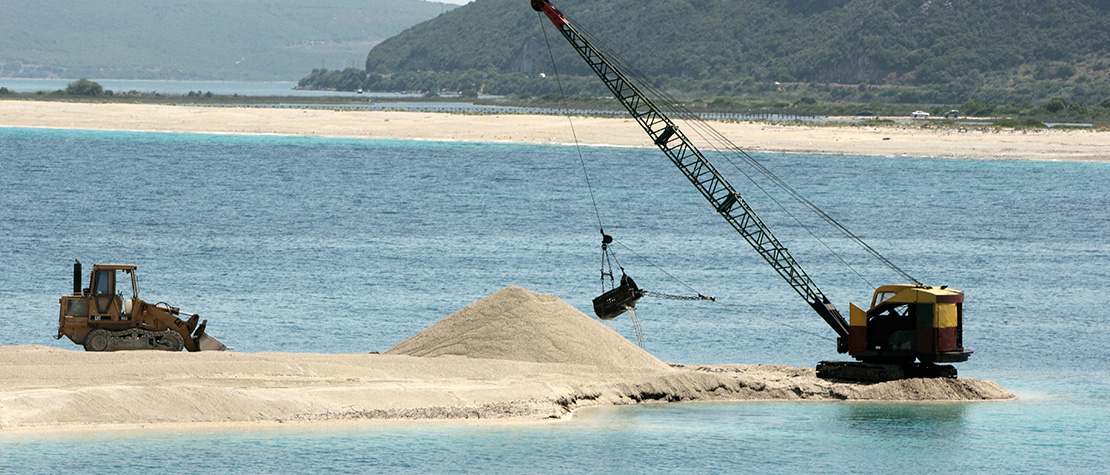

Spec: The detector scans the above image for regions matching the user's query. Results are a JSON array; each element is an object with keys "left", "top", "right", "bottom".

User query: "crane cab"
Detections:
[{"left": 847, "top": 285, "right": 972, "bottom": 364}]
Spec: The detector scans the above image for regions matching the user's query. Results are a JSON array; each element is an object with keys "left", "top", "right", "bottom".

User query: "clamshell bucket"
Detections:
[{"left": 593, "top": 274, "right": 644, "bottom": 320}]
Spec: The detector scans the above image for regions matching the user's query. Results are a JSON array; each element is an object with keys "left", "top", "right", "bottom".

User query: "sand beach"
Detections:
[{"left": 1, "top": 100, "right": 1108, "bottom": 161}]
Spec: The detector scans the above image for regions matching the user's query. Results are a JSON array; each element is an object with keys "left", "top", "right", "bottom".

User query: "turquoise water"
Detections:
[
  {"left": 0, "top": 398, "right": 1106, "bottom": 474},
  {"left": 1, "top": 127, "right": 1108, "bottom": 473}
]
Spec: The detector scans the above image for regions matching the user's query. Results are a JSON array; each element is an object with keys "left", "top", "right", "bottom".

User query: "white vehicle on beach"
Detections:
[{"left": 911, "top": 110, "right": 930, "bottom": 118}]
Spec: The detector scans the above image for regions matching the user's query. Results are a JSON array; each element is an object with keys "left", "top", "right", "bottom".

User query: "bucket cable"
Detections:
[
  {"left": 539, "top": 17, "right": 603, "bottom": 233},
  {"left": 541, "top": 16, "right": 621, "bottom": 294},
  {"left": 540, "top": 14, "right": 838, "bottom": 344},
  {"left": 600, "top": 232, "right": 625, "bottom": 292},
  {"left": 611, "top": 237, "right": 833, "bottom": 343},
  {"left": 567, "top": 17, "right": 918, "bottom": 287}
]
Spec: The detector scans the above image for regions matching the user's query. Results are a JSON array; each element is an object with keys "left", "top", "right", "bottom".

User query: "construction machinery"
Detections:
[
  {"left": 531, "top": 0, "right": 971, "bottom": 381},
  {"left": 57, "top": 260, "right": 227, "bottom": 352}
]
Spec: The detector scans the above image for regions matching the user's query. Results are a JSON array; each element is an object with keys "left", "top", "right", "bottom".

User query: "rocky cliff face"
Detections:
[
  {"left": 503, "top": 35, "right": 552, "bottom": 75},
  {"left": 811, "top": 54, "right": 888, "bottom": 84},
  {"left": 784, "top": 0, "right": 852, "bottom": 15}
]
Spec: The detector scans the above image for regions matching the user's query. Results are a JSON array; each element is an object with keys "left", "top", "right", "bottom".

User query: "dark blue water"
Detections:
[{"left": 1, "top": 127, "right": 1107, "bottom": 473}]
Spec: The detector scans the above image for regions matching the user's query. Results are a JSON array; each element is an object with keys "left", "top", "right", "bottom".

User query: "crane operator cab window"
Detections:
[
  {"left": 872, "top": 291, "right": 896, "bottom": 308},
  {"left": 869, "top": 303, "right": 915, "bottom": 351},
  {"left": 864, "top": 289, "right": 916, "bottom": 352}
]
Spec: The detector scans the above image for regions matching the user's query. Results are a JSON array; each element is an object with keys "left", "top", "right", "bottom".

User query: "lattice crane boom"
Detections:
[{"left": 531, "top": 0, "right": 850, "bottom": 343}]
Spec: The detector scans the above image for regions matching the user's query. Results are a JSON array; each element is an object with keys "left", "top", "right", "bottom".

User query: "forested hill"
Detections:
[
  {"left": 344, "top": 0, "right": 1110, "bottom": 104},
  {"left": 0, "top": 0, "right": 457, "bottom": 81}
]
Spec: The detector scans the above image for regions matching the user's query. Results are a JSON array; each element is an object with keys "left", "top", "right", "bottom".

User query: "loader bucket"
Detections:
[{"left": 197, "top": 332, "right": 229, "bottom": 351}]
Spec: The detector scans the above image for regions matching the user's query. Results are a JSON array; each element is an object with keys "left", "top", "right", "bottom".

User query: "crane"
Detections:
[{"left": 531, "top": 0, "right": 971, "bottom": 381}]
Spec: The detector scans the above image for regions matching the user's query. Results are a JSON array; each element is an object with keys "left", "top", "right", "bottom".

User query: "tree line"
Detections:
[{"left": 299, "top": 0, "right": 1110, "bottom": 117}]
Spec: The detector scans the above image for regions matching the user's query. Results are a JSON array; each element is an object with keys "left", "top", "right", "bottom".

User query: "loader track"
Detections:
[{"left": 82, "top": 328, "right": 185, "bottom": 352}]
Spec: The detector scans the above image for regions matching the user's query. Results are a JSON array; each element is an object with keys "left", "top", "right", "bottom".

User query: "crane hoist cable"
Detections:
[
  {"left": 539, "top": 11, "right": 833, "bottom": 343},
  {"left": 539, "top": 15, "right": 718, "bottom": 349},
  {"left": 541, "top": 13, "right": 706, "bottom": 301},
  {"left": 539, "top": 14, "right": 603, "bottom": 236},
  {"left": 540, "top": 17, "right": 622, "bottom": 295},
  {"left": 541, "top": 10, "right": 837, "bottom": 347},
  {"left": 599, "top": 231, "right": 622, "bottom": 292},
  {"left": 567, "top": 19, "right": 919, "bottom": 288},
  {"left": 532, "top": 0, "right": 972, "bottom": 378},
  {"left": 546, "top": 13, "right": 839, "bottom": 343}
]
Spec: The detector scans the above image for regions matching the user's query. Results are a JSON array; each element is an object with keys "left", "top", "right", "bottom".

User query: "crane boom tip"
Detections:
[{"left": 531, "top": 0, "right": 568, "bottom": 27}]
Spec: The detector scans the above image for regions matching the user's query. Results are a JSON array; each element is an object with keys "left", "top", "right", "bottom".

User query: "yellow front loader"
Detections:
[{"left": 57, "top": 260, "right": 227, "bottom": 352}]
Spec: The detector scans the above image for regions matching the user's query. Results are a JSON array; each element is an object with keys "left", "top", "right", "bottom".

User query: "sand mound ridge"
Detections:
[{"left": 386, "top": 286, "right": 669, "bottom": 371}]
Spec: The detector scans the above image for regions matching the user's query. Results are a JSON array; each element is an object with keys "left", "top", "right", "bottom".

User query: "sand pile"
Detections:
[{"left": 386, "top": 286, "right": 669, "bottom": 371}]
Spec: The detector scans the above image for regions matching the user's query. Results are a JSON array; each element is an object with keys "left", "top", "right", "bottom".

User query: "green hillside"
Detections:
[
  {"left": 0, "top": 0, "right": 457, "bottom": 81},
  {"left": 309, "top": 0, "right": 1110, "bottom": 106}
]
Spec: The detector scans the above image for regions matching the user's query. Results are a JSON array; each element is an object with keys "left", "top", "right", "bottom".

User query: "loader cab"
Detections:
[
  {"left": 87, "top": 264, "right": 138, "bottom": 322},
  {"left": 847, "top": 284, "right": 972, "bottom": 364}
]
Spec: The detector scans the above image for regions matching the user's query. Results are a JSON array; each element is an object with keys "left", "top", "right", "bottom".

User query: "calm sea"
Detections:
[
  {"left": 1, "top": 127, "right": 1107, "bottom": 473},
  {"left": 0, "top": 79, "right": 374, "bottom": 97}
]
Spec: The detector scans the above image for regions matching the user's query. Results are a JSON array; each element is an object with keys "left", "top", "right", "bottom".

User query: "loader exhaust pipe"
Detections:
[{"left": 73, "top": 259, "right": 82, "bottom": 295}]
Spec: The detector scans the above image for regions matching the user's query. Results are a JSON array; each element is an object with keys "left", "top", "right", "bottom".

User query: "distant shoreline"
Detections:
[{"left": 2, "top": 100, "right": 1108, "bottom": 161}]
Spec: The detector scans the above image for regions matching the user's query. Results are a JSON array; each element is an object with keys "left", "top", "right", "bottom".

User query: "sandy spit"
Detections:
[
  {"left": 0, "top": 345, "right": 1012, "bottom": 433},
  {"left": 0, "top": 287, "right": 1012, "bottom": 433},
  {"left": 1, "top": 100, "right": 1108, "bottom": 161}
]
